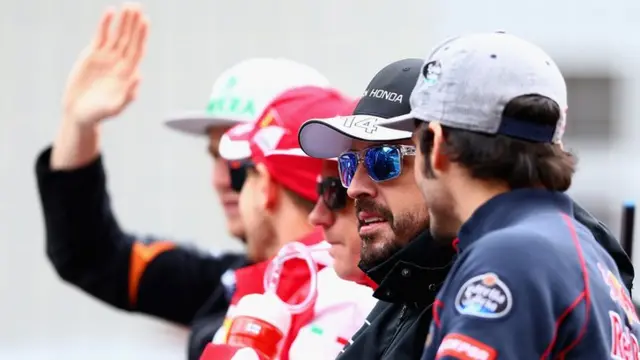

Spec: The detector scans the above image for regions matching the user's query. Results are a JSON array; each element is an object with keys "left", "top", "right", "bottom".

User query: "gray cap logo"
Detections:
[{"left": 423, "top": 60, "right": 442, "bottom": 87}]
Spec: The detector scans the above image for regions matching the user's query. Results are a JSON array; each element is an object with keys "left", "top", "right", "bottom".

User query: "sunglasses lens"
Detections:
[
  {"left": 364, "top": 146, "right": 402, "bottom": 182},
  {"left": 326, "top": 182, "right": 347, "bottom": 211},
  {"left": 317, "top": 177, "right": 347, "bottom": 211},
  {"left": 338, "top": 153, "right": 358, "bottom": 187},
  {"left": 228, "top": 161, "right": 251, "bottom": 192}
]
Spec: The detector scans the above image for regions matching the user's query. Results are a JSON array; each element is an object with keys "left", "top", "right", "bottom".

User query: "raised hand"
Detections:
[{"left": 62, "top": 4, "right": 148, "bottom": 127}]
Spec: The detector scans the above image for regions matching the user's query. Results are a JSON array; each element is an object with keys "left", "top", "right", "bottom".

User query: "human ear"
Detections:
[
  {"left": 255, "top": 163, "right": 278, "bottom": 210},
  {"left": 427, "top": 122, "right": 449, "bottom": 176}
]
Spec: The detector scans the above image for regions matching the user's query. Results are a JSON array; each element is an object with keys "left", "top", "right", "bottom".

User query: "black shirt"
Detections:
[{"left": 35, "top": 147, "right": 248, "bottom": 359}]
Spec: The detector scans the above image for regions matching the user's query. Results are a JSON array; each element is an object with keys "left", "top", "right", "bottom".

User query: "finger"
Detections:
[
  {"left": 93, "top": 7, "right": 115, "bottom": 50},
  {"left": 121, "top": 10, "right": 141, "bottom": 57},
  {"left": 110, "top": 6, "right": 133, "bottom": 51},
  {"left": 125, "top": 17, "right": 148, "bottom": 69}
]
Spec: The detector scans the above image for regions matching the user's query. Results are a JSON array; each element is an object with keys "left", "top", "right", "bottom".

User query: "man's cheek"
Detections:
[{"left": 238, "top": 187, "right": 253, "bottom": 222}]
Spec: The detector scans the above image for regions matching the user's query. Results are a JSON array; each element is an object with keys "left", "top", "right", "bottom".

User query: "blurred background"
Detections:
[{"left": 1, "top": 0, "right": 639, "bottom": 358}]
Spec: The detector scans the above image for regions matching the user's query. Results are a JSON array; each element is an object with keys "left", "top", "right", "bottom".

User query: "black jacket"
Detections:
[
  {"left": 337, "top": 231, "right": 454, "bottom": 360},
  {"left": 35, "top": 148, "right": 248, "bottom": 360},
  {"left": 337, "top": 201, "right": 634, "bottom": 360}
]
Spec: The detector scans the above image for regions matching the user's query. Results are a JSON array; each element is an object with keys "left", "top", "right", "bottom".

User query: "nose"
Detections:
[
  {"left": 308, "top": 198, "right": 335, "bottom": 228},
  {"left": 212, "top": 157, "right": 231, "bottom": 190},
  {"left": 346, "top": 164, "right": 377, "bottom": 200}
]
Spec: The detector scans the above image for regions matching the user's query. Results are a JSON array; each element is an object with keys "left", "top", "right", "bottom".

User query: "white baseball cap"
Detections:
[
  {"left": 165, "top": 58, "right": 331, "bottom": 136},
  {"left": 381, "top": 32, "right": 567, "bottom": 143}
]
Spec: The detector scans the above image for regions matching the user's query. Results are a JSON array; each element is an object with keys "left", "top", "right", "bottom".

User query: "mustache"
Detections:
[{"left": 355, "top": 198, "right": 394, "bottom": 222}]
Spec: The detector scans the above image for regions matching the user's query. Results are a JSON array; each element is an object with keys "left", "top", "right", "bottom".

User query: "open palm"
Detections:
[{"left": 63, "top": 5, "right": 148, "bottom": 125}]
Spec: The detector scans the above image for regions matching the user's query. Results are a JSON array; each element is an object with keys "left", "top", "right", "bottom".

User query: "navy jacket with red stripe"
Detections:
[{"left": 422, "top": 189, "right": 640, "bottom": 360}]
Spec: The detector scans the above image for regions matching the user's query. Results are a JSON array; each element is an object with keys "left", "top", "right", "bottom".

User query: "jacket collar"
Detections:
[
  {"left": 361, "top": 230, "right": 456, "bottom": 305},
  {"left": 573, "top": 201, "right": 634, "bottom": 293},
  {"left": 458, "top": 189, "right": 573, "bottom": 252},
  {"left": 357, "top": 275, "right": 379, "bottom": 290}
]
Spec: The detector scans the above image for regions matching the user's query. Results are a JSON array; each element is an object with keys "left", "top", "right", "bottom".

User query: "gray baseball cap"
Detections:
[{"left": 380, "top": 32, "right": 568, "bottom": 143}]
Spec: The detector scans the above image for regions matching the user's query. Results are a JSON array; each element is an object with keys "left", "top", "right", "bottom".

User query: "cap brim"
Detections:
[
  {"left": 219, "top": 135, "right": 251, "bottom": 161},
  {"left": 376, "top": 113, "right": 420, "bottom": 132},
  {"left": 164, "top": 112, "right": 246, "bottom": 136},
  {"left": 218, "top": 122, "right": 257, "bottom": 161},
  {"left": 298, "top": 115, "right": 413, "bottom": 159}
]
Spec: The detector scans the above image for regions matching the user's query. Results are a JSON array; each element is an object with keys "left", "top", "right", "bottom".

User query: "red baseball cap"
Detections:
[{"left": 219, "top": 86, "right": 355, "bottom": 202}]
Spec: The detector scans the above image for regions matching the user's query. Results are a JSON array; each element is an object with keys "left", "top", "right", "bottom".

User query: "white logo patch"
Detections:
[
  {"left": 423, "top": 60, "right": 442, "bottom": 87},
  {"left": 454, "top": 272, "right": 512, "bottom": 319}
]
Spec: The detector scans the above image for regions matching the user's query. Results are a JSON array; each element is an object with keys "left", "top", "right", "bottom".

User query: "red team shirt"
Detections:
[{"left": 200, "top": 229, "right": 378, "bottom": 360}]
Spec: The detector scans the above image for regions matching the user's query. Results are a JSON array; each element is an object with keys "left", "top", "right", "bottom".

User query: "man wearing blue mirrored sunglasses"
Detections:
[{"left": 299, "top": 58, "right": 457, "bottom": 360}]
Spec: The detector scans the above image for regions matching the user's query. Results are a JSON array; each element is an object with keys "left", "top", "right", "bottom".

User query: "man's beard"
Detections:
[{"left": 355, "top": 198, "right": 429, "bottom": 270}]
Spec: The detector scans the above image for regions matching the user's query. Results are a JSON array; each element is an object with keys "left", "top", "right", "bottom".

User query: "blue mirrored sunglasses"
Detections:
[{"left": 337, "top": 145, "right": 416, "bottom": 187}]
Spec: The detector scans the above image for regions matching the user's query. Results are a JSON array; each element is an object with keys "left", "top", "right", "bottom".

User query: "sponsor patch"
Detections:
[
  {"left": 422, "top": 60, "right": 442, "bottom": 87},
  {"left": 598, "top": 263, "right": 640, "bottom": 325},
  {"left": 454, "top": 272, "right": 512, "bottom": 319},
  {"left": 363, "top": 88, "right": 403, "bottom": 103},
  {"left": 436, "top": 333, "right": 496, "bottom": 360},
  {"left": 609, "top": 310, "right": 640, "bottom": 360},
  {"left": 258, "top": 109, "right": 280, "bottom": 128}
]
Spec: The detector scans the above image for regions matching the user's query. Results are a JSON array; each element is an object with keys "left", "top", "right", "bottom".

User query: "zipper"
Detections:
[
  {"left": 398, "top": 305, "right": 408, "bottom": 324},
  {"left": 380, "top": 304, "right": 409, "bottom": 357}
]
